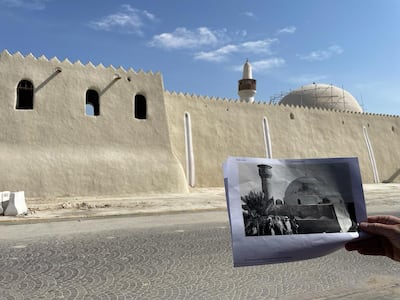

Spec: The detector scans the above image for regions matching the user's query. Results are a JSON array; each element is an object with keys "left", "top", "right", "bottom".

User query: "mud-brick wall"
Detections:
[
  {"left": 165, "top": 92, "right": 400, "bottom": 187},
  {"left": 0, "top": 51, "right": 187, "bottom": 197}
]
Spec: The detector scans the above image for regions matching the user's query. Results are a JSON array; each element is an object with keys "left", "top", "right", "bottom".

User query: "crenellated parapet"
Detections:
[
  {"left": 278, "top": 102, "right": 400, "bottom": 118},
  {"left": 165, "top": 88, "right": 399, "bottom": 119},
  {"left": 0, "top": 49, "right": 161, "bottom": 78}
]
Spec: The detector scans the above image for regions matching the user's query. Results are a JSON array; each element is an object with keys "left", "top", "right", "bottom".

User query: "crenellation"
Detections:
[
  {"left": 117, "top": 66, "right": 126, "bottom": 72},
  {"left": 14, "top": 51, "right": 24, "bottom": 59},
  {"left": 62, "top": 58, "right": 72, "bottom": 65},
  {"left": 26, "top": 53, "right": 36, "bottom": 60},
  {"left": 86, "top": 61, "right": 96, "bottom": 68},
  {"left": 75, "top": 60, "right": 84, "bottom": 67},
  {"left": 1, "top": 49, "right": 11, "bottom": 57},
  {"left": 38, "top": 55, "right": 48, "bottom": 61},
  {"left": 50, "top": 56, "right": 60, "bottom": 63}
]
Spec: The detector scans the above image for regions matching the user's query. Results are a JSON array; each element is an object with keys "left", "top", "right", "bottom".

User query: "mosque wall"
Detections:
[
  {"left": 0, "top": 51, "right": 188, "bottom": 197},
  {"left": 165, "top": 92, "right": 400, "bottom": 187},
  {"left": 1, "top": 50, "right": 399, "bottom": 199}
]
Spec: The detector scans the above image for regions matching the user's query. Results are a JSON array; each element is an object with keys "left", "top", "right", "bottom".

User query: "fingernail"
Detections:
[{"left": 359, "top": 222, "right": 368, "bottom": 229}]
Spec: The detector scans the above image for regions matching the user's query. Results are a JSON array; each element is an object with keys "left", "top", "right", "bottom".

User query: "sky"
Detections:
[{"left": 1, "top": 0, "right": 399, "bottom": 115}]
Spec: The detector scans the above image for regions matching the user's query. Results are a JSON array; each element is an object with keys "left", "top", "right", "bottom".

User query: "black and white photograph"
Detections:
[
  {"left": 239, "top": 160, "right": 358, "bottom": 236},
  {"left": 224, "top": 156, "right": 367, "bottom": 266}
]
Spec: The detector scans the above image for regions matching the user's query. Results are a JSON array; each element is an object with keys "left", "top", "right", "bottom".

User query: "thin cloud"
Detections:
[
  {"left": 233, "top": 58, "right": 285, "bottom": 72},
  {"left": 0, "top": 0, "right": 50, "bottom": 10},
  {"left": 235, "top": 30, "right": 247, "bottom": 38},
  {"left": 244, "top": 12, "right": 255, "bottom": 18},
  {"left": 276, "top": 26, "right": 296, "bottom": 35},
  {"left": 298, "top": 45, "right": 343, "bottom": 61},
  {"left": 252, "top": 58, "right": 285, "bottom": 71},
  {"left": 194, "top": 39, "right": 278, "bottom": 62},
  {"left": 89, "top": 4, "right": 156, "bottom": 35},
  {"left": 241, "top": 39, "right": 277, "bottom": 53},
  {"left": 148, "top": 27, "right": 227, "bottom": 49},
  {"left": 195, "top": 45, "right": 238, "bottom": 62}
]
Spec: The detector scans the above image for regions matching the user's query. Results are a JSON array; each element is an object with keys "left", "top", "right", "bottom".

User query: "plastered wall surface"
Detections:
[
  {"left": 0, "top": 51, "right": 187, "bottom": 197},
  {"left": 1, "top": 50, "right": 400, "bottom": 198},
  {"left": 165, "top": 92, "right": 400, "bottom": 187}
]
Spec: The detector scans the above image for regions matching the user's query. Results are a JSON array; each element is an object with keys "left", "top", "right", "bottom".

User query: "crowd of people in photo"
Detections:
[
  {"left": 244, "top": 214, "right": 299, "bottom": 236},
  {"left": 243, "top": 212, "right": 400, "bottom": 262}
]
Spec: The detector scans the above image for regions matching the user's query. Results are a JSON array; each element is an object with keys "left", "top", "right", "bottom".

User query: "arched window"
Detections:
[
  {"left": 134, "top": 94, "right": 147, "bottom": 119},
  {"left": 16, "top": 80, "right": 34, "bottom": 109},
  {"left": 86, "top": 89, "right": 100, "bottom": 116}
]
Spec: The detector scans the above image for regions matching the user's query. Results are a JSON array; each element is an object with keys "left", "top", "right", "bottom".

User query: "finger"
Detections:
[
  {"left": 359, "top": 222, "right": 396, "bottom": 238},
  {"left": 345, "top": 240, "right": 386, "bottom": 256},
  {"left": 357, "top": 247, "right": 387, "bottom": 256},
  {"left": 367, "top": 215, "right": 400, "bottom": 225},
  {"left": 345, "top": 237, "right": 382, "bottom": 251}
]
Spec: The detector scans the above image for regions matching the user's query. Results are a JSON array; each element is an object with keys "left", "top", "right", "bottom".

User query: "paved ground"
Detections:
[
  {"left": 1, "top": 184, "right": 400, "bottom": 223},
  {"left": 0, "top": 184, "right": 399, "bottom": 299},
  {"left": 1, "top": 211, "right": 400, "bottom": 300}
]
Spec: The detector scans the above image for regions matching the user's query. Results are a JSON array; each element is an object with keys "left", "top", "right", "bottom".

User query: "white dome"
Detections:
[{"left": 279, "top": 83, "right": 363, "bottom": 112}]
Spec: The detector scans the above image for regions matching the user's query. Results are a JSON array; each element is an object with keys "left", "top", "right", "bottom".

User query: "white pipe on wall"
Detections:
[
  {"left": 263, "top": 117, "right": 273, "bottom": 159},
  {"left": 184, "top": 112, "right": 195, "bottom": 187},
  {"left": 363, "top": 126, "right": 380, "bottom": 183}
]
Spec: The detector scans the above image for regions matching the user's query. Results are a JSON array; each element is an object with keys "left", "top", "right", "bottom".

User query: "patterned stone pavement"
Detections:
[{"left": 0, "top": 212, "right": 399, "bottom": 300}]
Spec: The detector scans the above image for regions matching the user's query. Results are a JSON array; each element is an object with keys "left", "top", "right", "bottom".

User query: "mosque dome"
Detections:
[{"left": 279, "top": 83, "right": 363, "bottom": 112}]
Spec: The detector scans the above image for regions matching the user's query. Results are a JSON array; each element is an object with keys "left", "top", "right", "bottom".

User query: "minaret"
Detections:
[
  {"left": 238, "top": 60, "right": 256, "bottom": 103},
  {"left": 257, "top": 164, "right": 274, "bottom": 213}
]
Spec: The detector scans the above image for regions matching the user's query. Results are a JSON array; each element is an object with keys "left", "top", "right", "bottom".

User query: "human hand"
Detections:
[{"left": 345, "top": 215, "right": 400, "bottom": 262}]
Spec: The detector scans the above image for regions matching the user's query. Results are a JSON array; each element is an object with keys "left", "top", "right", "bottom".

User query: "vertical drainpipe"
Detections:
[
  {"left": 363, "top": 126, "right": 380, "bottom": 183},
  {"left": 263, "top": 117, "right": 273, "bottom": 158},
  {"left": 184, "top": 112, "right": 195, "bottom": 187}
]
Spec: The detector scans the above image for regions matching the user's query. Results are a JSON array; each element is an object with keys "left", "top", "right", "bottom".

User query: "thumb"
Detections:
[{"left": 359, "top": 222, "right": 395, "bottom": 238}]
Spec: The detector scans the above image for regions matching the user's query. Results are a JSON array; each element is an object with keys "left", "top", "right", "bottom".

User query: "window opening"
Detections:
[
  {"left": 134, "top": 94, "right": 147, "bottom": 119},
  {"left": 16, "top": 80, "right": 34, "bottom": 109},
  {"left": 86, "top": 89, "right": 100, "bottom": 116}
]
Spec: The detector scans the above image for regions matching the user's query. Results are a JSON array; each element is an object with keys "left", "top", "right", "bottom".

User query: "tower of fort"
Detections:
[{"left": 0, "top": 50, "right": 399, "bottom": 198}]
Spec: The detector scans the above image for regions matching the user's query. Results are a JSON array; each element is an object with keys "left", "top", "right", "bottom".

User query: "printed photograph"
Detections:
[{"left": 239, "top": 160, "right": 358, "bottom": 236}]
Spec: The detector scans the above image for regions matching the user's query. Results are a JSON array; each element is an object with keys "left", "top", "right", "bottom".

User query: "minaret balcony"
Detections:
[{"left": 238, "top": 79, "right": 256, "bottom": 91}]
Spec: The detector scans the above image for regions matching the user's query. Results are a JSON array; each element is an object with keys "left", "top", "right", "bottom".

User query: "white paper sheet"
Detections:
[{"left": 223, "top": 156, "right": 367, "bottom": 267}]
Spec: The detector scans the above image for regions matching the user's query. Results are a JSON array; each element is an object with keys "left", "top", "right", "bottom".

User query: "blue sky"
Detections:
[{"left": 1, "top": 0, "right": 399, "bottom": 115}]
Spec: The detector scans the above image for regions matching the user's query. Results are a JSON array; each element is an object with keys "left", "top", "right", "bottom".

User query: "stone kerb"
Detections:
[{"left": 1, "top": 191, "right": 28, "bottom": 216}]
